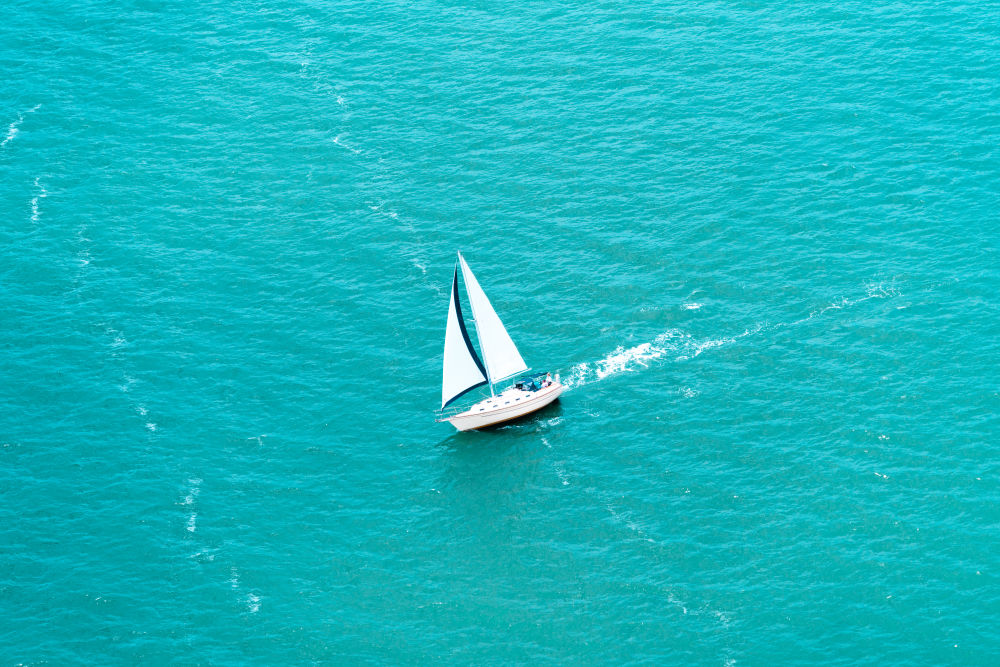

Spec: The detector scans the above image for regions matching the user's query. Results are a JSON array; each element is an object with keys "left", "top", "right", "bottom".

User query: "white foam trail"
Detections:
[
  {"left": 667, "top": 592, "right": 688, "bottom": 615},
  {"left": 2, "top": 105, "right": 40, "bottom": 149},
  {"left": 332, "top": 133, "right": 361, "bottom": 154},
  {"left": 246, "top": 593, "right": 260, "bottom": 613},
  {"left": 182, "top": 479, "right": 201, "bottom": 532},
  {"left": 564, "top": 280, "right": 902, "bottom": 390},
  {"left": 75, "top": 225, "right": 92, "bottom": 266},
  {"left": 563, "top": 326, "right": 762, "bottom": 389},
  {"left": 30, "top": 178, "right": 47, "bottom": 223},
  {"left": 542, "top": 437, "right": 570, "bottom": 486},
  {"left": 865, "top": 280, "right": 901, "bottom": 299},
  {"left": 605, "top": 502, "right": 657, "bottom": 546},
  {"left": 2, "top": 120, "right": 21, "bottom": 148},
  {"left": 787, "top": 279, "right": 901, "bottom": 327},
  {"left": 366, "top": 198, "right": 440, "bottom": 294},
  {"left": 560, "top": 465, "right": 735, "bottom": 631}
]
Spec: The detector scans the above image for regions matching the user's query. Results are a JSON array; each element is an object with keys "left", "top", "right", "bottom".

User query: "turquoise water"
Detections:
[{"left": 2, "top": 0, "right": 999, "bottom": 663}]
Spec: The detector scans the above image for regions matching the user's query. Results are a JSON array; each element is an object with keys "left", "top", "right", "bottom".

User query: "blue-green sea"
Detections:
[{"left": 3, "top": 0, "right": 999, "bottom": 663}]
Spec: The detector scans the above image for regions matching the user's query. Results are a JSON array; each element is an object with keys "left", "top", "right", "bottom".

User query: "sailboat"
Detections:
[{"left": 437, "top": 252, "right": 564, "bottom": 431}]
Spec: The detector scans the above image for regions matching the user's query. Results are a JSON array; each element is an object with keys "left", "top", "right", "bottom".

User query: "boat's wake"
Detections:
[
  {"left": 562, "top": 279, "right": 902, "bottom": 390},
  {"left": 561, "top": 326, "right": 764, "bottom": 389},
  {"left": 1, "top": 103, "right": 40, "bottom": 150}
]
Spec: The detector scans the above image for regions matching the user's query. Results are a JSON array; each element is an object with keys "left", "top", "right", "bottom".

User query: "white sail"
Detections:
[
  {"left": 441, "top": 267, "right": 488, "bottom": 408},
  {"left": 458, "top": 253, "right": 528, "bottom": 384}
]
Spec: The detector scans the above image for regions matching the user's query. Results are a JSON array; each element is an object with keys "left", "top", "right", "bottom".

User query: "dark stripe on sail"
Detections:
[
  {"left": 454, "top": 267, "right": 487, "bottom": 378},
  {"left": 443, "top": 379, "right": 488, "bottom": 408},
  {"left": 442, "top": 267, "right": 489, "bottom": 408}
]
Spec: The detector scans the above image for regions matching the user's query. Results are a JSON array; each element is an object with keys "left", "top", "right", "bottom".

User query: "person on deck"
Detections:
[{"left": 544, "top": 372, "right": 552, "bottom": 387}]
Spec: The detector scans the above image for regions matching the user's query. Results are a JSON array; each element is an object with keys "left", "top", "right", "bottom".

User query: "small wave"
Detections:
[
  {"left": 246, "top": 593, "right": 261, "bottom": 613},
  {"left": 606, "top": 503, "right": 655, "bottom": 543},
  {"left": 105, "top": 327, "right": 127, "bottom": 348},
  {"left": 865, "top": 279, "right": 901, "bottom": 299},
  {"left": 682, "top": 302, "right": 703, "bottom": 310},
  {"left": 667, "top": 592, "right": 688, "bottom": 615},
  {"left": 793, "top": 279, "right": 902, "bottom": 324},
  {"left": 542, "top": 437, "right": 571, "bottom": 485},
  {"left": 2, "top": 121, "right": 20, "bottom": 148},
  {"left": 30, "top": 177, "right": 47, "bottom": 222},
  {"left": 2, "top": 104, "right": 40, "bottom": 149},
  {"left": 181, "top": 479, "right": 201, "bottom": 531},
  {"left": 364, "top": 199, "right": 438, "bottom": 289},
  {"left": 332, "top": 133, "right": 361, "bottom": 155}
]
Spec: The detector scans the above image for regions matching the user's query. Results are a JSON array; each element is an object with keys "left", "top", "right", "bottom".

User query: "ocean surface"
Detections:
[{"left": 2, "top": 0, "right": 999, "bottom": 663}]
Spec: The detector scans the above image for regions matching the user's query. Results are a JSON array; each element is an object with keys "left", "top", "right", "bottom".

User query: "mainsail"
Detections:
[
  {"left": 458, "top": 253, "right": 528, "bottom": 385},
  {"left": 441, "top": 267, "right": 488, "bottom": 408}
]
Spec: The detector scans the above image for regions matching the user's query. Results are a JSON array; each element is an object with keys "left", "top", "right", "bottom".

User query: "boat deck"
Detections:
[{"left": 445, "top": 381, "right": 563, "bottom": 431}]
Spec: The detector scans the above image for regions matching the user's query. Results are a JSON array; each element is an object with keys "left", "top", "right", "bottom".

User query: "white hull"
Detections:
[{"left": 446, "top": 382, "right": 564, "bottom": 431}]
